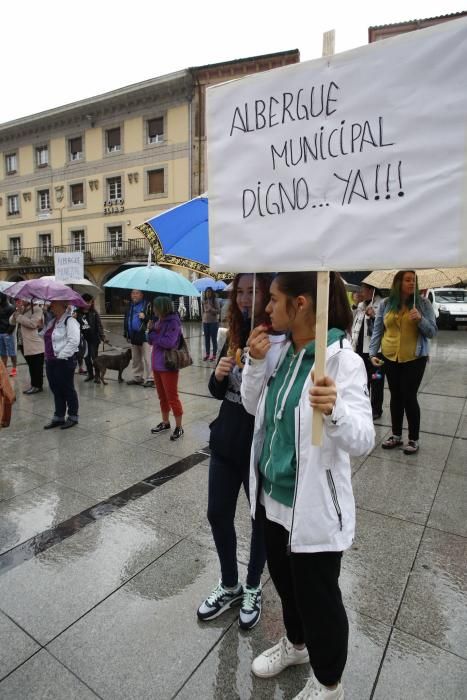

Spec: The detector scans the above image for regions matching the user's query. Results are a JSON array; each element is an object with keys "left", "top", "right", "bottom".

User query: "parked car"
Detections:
[{"left": 426, "top": 288, "right": 467, "bottom": 329}]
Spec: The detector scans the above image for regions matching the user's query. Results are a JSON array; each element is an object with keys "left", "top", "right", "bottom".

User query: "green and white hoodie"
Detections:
[
  {"left": 241, "top": 336, "right": 375, "bottom": 553},
  {"left": 259, "top": 329, "right": 345, "bottom": 508}
]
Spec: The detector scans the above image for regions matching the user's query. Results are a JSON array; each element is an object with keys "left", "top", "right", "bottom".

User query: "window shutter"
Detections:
[{"left": 148, "top": 169, "right": 164, "bottom": 194}]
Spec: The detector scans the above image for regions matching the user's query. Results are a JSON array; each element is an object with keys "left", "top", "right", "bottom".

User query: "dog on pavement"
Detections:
[{"left": 93, "top": 348, "right": 132, "bottom": 385}]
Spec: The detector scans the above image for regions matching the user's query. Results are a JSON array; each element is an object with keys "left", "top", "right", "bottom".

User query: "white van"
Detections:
[{"left": 426, "top": 288, "right": 467, "bottom": 329}]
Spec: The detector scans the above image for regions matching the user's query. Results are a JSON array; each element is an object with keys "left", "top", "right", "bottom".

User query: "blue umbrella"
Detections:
[
  {"left": 137, "top": 195, "right": 212, "bottom": 275},
  {"left": 104, "top": 264, "right": 200, "bottom": 297},
  {"left": 194, "top": 277, "right": 227, "bottom": 292}
]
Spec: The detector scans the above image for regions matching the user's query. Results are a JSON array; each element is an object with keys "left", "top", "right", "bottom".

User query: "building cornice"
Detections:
[{"left": 0, "top": 71, "right": 192, "bottom": 145}]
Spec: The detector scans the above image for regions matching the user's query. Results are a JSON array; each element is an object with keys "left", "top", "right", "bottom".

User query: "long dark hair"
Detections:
[
  {"left": 227, "top": 273, "right": 274, "bottom": 351},
  {"left": 388, "top": 270, "right": 420, "bottom": 311},
  {"left": 274, "top": 271, "right": 352, "bottom": 333}
]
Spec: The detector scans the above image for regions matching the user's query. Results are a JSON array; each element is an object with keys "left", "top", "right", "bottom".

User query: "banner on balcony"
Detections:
[
  {"left": 54, "top": 252, "right": 84, "bottom": 282},
  {"left": 207, "top": 17, "right": 467, "bottom": 272}
]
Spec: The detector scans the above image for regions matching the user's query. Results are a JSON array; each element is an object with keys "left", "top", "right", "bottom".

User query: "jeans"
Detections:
[
  {"left": 383, "top": 355, "right": 427, "bottom": 440},
  {"left": 46, "top": 358, "right": 79, "bottom": 421},
  {"left": 203, "top": 322, "right": 219, "bottom": 356},
  {"left": 0, "top": 332, "right": 16, "bottom": 357},
  {"left": 260, "top": 506, "right": 348, "bottom": 687},
  {"left": 207, "top": 451, "right": 266, "bottom": 588}
]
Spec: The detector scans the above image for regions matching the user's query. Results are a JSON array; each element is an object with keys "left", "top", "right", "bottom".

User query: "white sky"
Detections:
[{"left": 2, "top": 0, "right": 465, "bottom": 124}]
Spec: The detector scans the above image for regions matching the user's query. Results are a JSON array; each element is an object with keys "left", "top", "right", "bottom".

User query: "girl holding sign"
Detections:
[
  {"left": 369, "top": 270, "right": 437, "bottom": 455},
  {"left": 197, "top": 273, "right": 276, "bottom": 631},
  {"left": 241, "top": 272, "right": 374, "bottom": 700}
]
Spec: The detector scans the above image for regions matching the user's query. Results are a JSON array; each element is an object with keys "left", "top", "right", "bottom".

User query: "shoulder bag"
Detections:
[{"left": 164, "top": 332, "right": 193, "bottom": 371}]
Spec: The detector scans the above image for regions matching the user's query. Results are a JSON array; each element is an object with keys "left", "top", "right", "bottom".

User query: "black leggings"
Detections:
[
  {"left": 84, "top": 340, "right": 99, "bottom": 378},
  {"left": 207, "top": 452, "right": 266, "bottom": 588},
  {"left": 261, "top": 507, "right": 348, "bottom": 687},
  {"left": 383, "top": 356, "right": 427, "bottom": 441},
  {"left": 25, "top": 353, "right": 44, "bottom": 389}
]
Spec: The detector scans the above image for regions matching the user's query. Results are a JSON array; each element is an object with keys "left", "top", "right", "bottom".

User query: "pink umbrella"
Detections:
[{"left": 6, "top": 278, "right": 88, "bottom": 307}]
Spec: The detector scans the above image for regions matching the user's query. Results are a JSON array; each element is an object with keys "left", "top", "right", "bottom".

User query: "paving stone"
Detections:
[
  {"left": 427, "top": 472, "right": 467, "bottom": 537},
  {"left": 0, "top": 610, "right": 39, "bottom": 681},
  {"left": 396, "top": 529, "right": 467, "bottom": 658},
  {"left": 0, "top": 462, "right": 47, "bottom": 502},
  {"left": 0, "top": 483, "right": 96, "bottom": 555},
  {"left": 48, "top": 539, "right": 248, "bottom": 700},
  {"left": 0, "top": 649, "right": 99, "bottom": 699},
  {"left": 373, "top": 629, "right": 467, "bottom": 700},
  {"left": 445, "top": 437, "right": 467, "bottom": 476},
  {"left": 353, "top": 456, "right": 441, "bottom": 524},
  {"left": 0, "top": 511, "right": 180, "bottom": 644},
  {"left": 341, "top": 508, "right": 423, "bottom": 625}
]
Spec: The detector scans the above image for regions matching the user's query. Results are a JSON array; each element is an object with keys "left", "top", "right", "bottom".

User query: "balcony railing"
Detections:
[{"left": 0, "top": 238, "right": 150, "bottom": 269}]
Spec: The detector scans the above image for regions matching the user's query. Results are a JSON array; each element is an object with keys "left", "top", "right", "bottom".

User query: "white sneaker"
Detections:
[
  {"left": 293, "top": 675, "right": 344, "bottom": 699},
  {"left": 252, "top": 636, "right": 309, "bottom": 678}
]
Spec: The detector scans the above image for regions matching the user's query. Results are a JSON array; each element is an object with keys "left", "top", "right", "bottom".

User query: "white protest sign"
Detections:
[
  {"left": 207, "top": 18, "right": 467, "bottom": 272},
  {"left": 54, "top": 252, "right": 84, "bottom": 281}
]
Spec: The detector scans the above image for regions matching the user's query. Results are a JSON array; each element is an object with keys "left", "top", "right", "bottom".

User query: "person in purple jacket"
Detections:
[{"left": 147, "top": 296, "right": 184, "bottom": 441}]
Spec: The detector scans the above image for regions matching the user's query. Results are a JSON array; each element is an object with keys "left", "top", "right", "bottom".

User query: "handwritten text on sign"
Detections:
[
  {"left": 207, "top": 18, "right": 467, "bottom": 272},
  {"left": 54, "top": 252, "right": 84, "bottom": 282}
]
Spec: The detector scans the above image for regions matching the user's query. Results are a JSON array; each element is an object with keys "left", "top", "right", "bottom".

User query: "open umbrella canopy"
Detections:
[
  {"left": 6, "top": 278, "right": 88, "bottom": 306},
  {"left": 363, "top": 268, "right": 467, "bottom": 290},
  {"left": 104, "top": 264, "right": 200, "bottom": 297},
  {"left": 193, "top": 277, "right": 227, "bottom": 292},
  {"left": 0, "top": 281, "right": 15, "bottom": 293},
  {"left": 40, "top": 275, "right": 101, "bottom": 295},
  {"left": 137, "top": 195, "right": 211, "bottom": 274}
]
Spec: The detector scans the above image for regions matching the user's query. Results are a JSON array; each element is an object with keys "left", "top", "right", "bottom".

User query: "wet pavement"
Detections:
[{"left": 0, "top": 323, "right": 466, "bottom": 699}]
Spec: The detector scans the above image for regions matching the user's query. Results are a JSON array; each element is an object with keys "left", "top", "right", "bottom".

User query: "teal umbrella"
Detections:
[{"left": 104, "top": 264, "right": 200, "bottom": 297}]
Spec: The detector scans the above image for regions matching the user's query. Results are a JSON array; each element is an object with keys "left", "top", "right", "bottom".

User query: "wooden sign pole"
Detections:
[{"left": 312, "top": 30, "right": 335, "bottom": 447}]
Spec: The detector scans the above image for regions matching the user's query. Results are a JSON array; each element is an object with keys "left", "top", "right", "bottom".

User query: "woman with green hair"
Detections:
[
  {"left": 370, "top": 270, "right": 437, "bottom": 454},
  {"left": 147, "top": 296, "right": 184, "bottom": 441}
]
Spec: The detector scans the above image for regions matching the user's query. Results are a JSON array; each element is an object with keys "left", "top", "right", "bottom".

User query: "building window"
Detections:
[
  {"left": 5, "top": 153, "right": 17, "bottom": 174},
  {"left": 39, "top": 233, "right": 52, "bottom": 255},
  {"left": 7, "top": 194, "right": 20, "bottom": 216},
  {"left": 70, "top": 183, "right": 84, "bottom": 206},
  {"left": 36, "top": 145, "right": 49, "bottom": 167},
  {"left": 71, "top": 229, "right": 85, "bottom": 251},
  {"left": 106, "top": 176, "right": 122, "bottom": 202},
  {"left": 69, "top": 136, "right": 83, "bottom": 161},
  {"left": 147, "top": 117, "right": 164, "bottom": 144},
  {"left": 9, "top": 237, "right": 21, "bottom": 256},
  {"left": 108, "top": 225, "right": 123, "bottom": 250},
  {"left": 106, "top": 127, "right": 121, "bottom": 153},
  {"left": 37, "top": 189, "right": 50, "bottom": 211},
  {"left": 148, "top": 169, "right": 165, "bottom": 195}
]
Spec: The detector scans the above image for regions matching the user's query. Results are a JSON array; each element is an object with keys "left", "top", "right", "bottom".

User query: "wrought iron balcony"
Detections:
[{"left": 0, "top": 238, "right": 150, "bottom": 270}]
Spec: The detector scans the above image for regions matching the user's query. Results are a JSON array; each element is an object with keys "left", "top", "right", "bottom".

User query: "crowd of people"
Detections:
[{"left": 1, "top": 269, "right": 440, "bottom": 699}]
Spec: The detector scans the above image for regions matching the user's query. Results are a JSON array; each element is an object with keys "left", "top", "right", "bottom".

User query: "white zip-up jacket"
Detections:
[
  {"left": 42, "top": 312, "right": 80, "bottom": 360},
  {"left": 241, "top": 337, "right": 375, "bottom": 553}
]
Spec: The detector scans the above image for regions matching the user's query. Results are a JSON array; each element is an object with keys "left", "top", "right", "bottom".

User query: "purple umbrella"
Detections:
[{"left": 6, "top": 278, "right": 88, "bottom": 307}]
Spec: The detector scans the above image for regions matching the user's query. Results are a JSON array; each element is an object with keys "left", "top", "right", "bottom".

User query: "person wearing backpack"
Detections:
[
  {"left": 124, "top": 289, "right": 153, "bottom": 386},
  {"left": 41, "top": 300, "right": 80, "bottom": 429}
]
